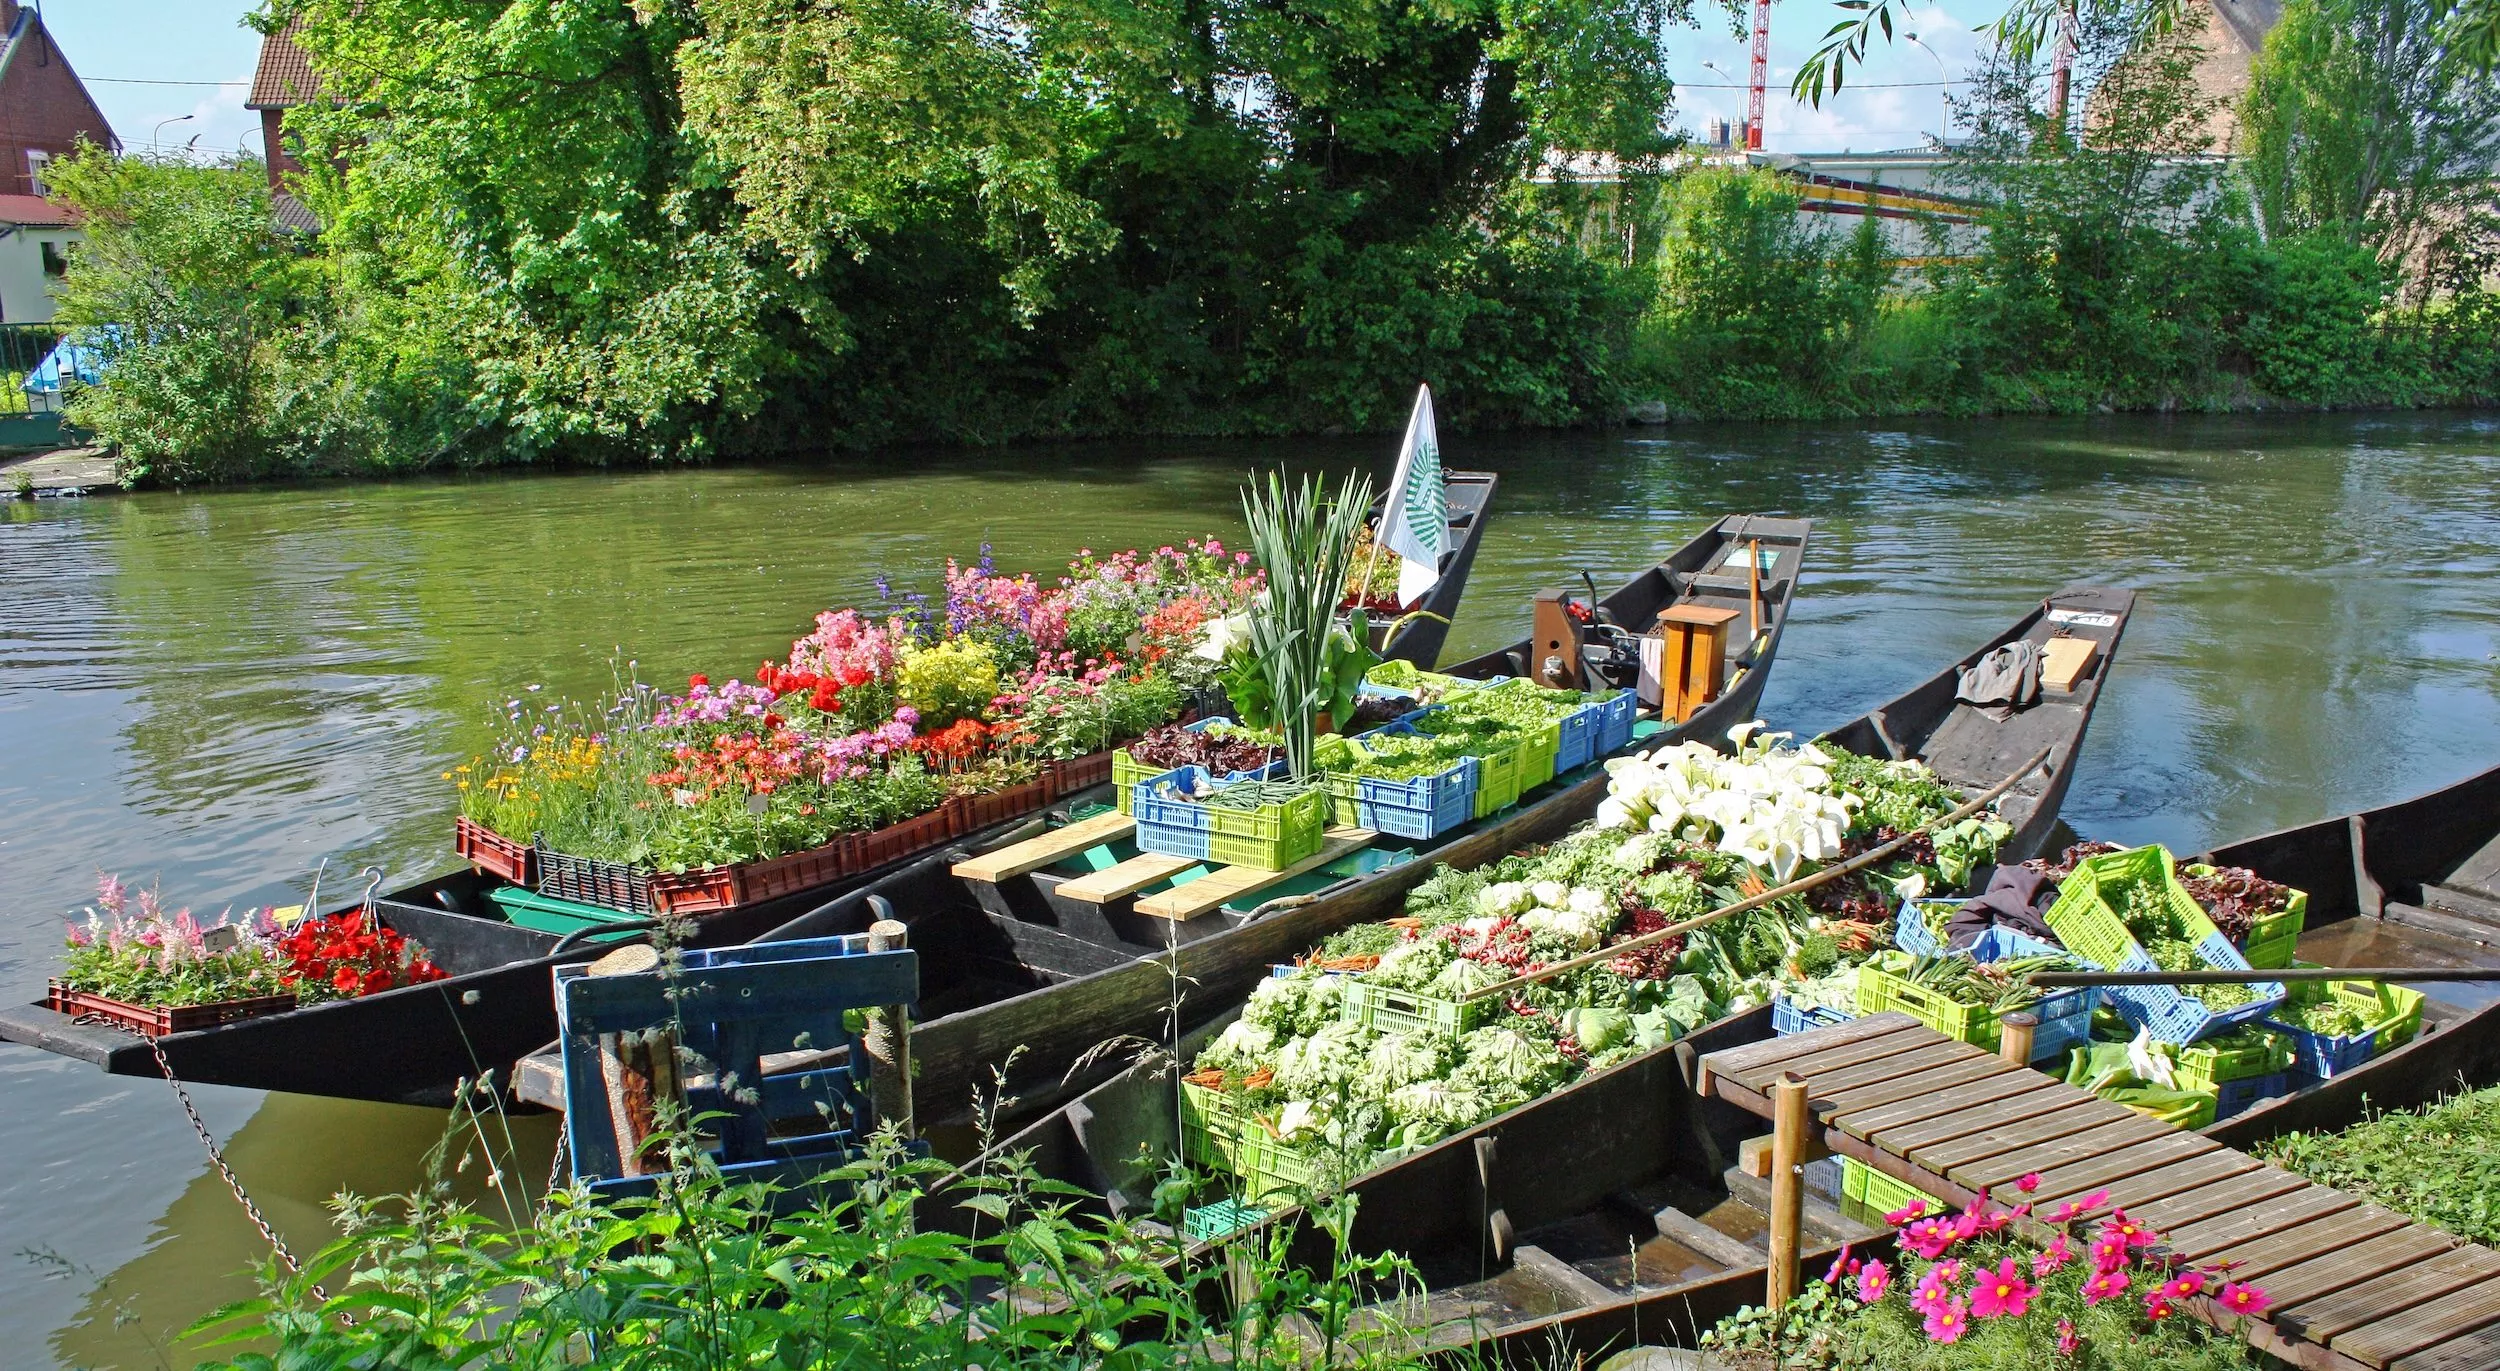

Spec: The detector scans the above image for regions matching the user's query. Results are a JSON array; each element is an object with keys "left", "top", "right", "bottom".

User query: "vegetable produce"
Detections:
[
  {"left": 1311, "top": 728, "right": 1478, "bottom": 782},
  {"left": 1124, "top": 720, "right": 1281, "bottom": 776},
  {"left": 2178, "top": 863, "right": 2298, "bottom": 945},
  {"left": 1877, "top": 949, "right": 2082, "bottom": 1013},
  {"left": 2275, "top": 996, "right": 2372, "bottom": 1038},
  {"left": 2123, "top": 883, "right": 2254, "bottom": 1011}
]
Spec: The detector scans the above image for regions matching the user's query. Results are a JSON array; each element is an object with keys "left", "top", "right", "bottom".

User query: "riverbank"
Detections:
[{"left": 0, "top": 447, "right": 115, "bottom": 497}]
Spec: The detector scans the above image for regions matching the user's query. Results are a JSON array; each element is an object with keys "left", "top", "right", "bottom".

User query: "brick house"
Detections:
[
  {"left": 246, "top": 17, "right": 323, "bottom": 230},
  {"left": 0, "top": 0, "right": 112, "bottom": 322}
]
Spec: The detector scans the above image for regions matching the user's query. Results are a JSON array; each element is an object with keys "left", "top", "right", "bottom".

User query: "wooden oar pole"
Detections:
[
  {"left": 2028, "top": 966, "right": 2500, "bottom": 987},
  {"left": 1767, "top": 1072, "right": 1810, "bottom": 1320},
  {"left": 1748, "top": 539, "right": 1762, "bottom": 641},
  {"left": 1464, "top": 744, "right": 2056, "bottom": 1003}
]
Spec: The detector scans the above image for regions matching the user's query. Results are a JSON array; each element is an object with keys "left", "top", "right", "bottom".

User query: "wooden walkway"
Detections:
[{"left": 1699, "top": 1012, "right": 2500, "bottom": 1371}]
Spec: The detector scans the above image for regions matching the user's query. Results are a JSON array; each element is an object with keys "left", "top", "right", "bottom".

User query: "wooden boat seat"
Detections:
[
  {"left": 951, "top": 811, "right": 1135, "bottom": 885},
  {"left": 1132, "top": 828, "right": 1376, "bottom": 921}
]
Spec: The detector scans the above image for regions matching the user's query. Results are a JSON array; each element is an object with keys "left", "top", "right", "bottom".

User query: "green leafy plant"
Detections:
[
  {"left": 1239, "top": 470, "right": 1376, "bottom": 780},
  {"left": 2265, "top": 1082, "right": 2500, "bottom": 1245}
]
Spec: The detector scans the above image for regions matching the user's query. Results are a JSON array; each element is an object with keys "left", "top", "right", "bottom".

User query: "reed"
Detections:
[{"left": 1238, "top": 470, "right": 1375, "bottom": 782}]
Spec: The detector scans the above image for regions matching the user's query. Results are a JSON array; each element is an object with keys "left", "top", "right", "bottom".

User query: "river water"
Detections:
[{"left": 3, "top": 411, "right": 2497, "bottom": 1367}]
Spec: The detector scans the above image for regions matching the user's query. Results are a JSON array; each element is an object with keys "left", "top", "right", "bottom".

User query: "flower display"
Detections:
[{"left": 56, "top": 874, "right": 442, "bottom": 1011}]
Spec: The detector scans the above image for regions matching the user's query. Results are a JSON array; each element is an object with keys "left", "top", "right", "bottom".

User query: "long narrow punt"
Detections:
[
  {"left": 1702, "top": 1014, "right": 2500, "bottom": 1371},
  {"left": 509, "top": 515, "right": 1815, "bottom": 1124}
]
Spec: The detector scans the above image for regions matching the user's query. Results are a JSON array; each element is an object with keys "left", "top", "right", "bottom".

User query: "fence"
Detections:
[{"left": 0, "top": 324, "right": 64, "bottom": 415}]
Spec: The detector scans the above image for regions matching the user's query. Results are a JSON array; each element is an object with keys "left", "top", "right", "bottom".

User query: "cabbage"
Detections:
[
  {"left": 1451, "top": 1025, "right": 1573, "bottom": 1099},
  {"left": 1242, "top": 971, "right": 1342, "bottom": 1038},
  {"left": 1271, "top": 1019, "right": 1377, "bottom": 1097},
  {"left": 1565, "top": 1006, "right": 1632, "bottom": 1056},
  {"left": 1370, "top": 937, "right": 1456, "bottom": 992},
  {"left": 1427, "top": 955, "right": 1499, "bottom": 1000},
  {"left": 1197, "top": 1018, "right": 1276, "bottom": 1077},
  {"left": 1367, "top": 1031, "right": 1454, "bottom": 1091}
]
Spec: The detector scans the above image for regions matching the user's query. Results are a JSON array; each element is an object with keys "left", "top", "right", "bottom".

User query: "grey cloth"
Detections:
[
  {"left": 1956, "top": 639, "right": 2042, "bottom": 719},
  {"left": 1945, "top": 864, "right": 2061, "bottom": 948}
]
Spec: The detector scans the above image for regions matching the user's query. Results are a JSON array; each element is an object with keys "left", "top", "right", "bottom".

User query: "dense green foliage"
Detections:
[
  {"left": 37, "top": 0, "right": 2500, "bottom": 483},
  {"left": 2265, "top": 1082, "right": 2500, "bottom": 1246}
]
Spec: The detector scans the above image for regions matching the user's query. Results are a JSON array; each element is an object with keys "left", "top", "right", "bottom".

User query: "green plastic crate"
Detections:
[
  {"left": 1840, "top": 1156, "right": 1940, "bottom": 1217},
  {"left": 1339, "top": 978, "right": 1497, "bottom": 1042},
  {"left": 2270, "top": 973, "right": 2425, "bottom": 1075},
  {"left": 2044, "top": 845, "right": 2285, "bottom": 1042},
  {"left": 1513, "top": 718, "right": 1562, "bottom": 793},
  {"left": 2181, "top": 862, "right": 2308, "bottom": 969},
  {"left": 1853, "top": 960, "right": 2090, "bottom": 1061},
  {"left": 1471, "top": 739, "right": 1524, "bottom": 818},
  {"left": 1236, "top": 1127, "right": 1325, "bottom": 1200},
  {"left": 1133, "top": 771, "right": 1330, "bottom": 871},
  {"left": 1180, "top": 1080, "right": 1250, "bottom": 1168},
  {"left": 1183, "top": 1198, "right": 1269, "bottom": 1243},
  {"left": 2170, "top": 1027, "right": 2294, "bottom": 1092}
]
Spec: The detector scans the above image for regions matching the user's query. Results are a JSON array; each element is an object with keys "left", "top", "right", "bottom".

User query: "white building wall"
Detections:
[{"left": 0, "top": 224, "right": 75, "bottom": 323}]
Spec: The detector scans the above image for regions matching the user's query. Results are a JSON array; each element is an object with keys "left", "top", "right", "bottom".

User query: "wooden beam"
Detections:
[
  {"left": 1055, "top": 852, "right": 1200, "bottom": 904},
  {"left": 949, "top": 811, "right": 1134, "bottom": 884},
  {"left": 1132, "top": 828, "right": 1375, "bottom": 922}
]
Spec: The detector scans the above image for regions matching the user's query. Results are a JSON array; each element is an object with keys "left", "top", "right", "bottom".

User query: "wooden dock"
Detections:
[{"left": 1700, "top": 1013, "right": 2500, "bottom": 1371}]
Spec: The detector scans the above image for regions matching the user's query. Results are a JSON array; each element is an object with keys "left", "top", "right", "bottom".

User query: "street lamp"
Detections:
[
  {"left": 1903, "top": 34, "right": 1952, "bottom": 143},
  {"left": 150, "top": 113, "right": 194, "bottom": 158},
  {"left": 1699, "top": 60, "right": 1741, "bottom": 149}
]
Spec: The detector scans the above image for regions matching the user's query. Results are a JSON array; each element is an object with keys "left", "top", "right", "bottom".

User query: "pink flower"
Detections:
[
  {"left": 2145, "top": 1292, "right": 2176, "bottom": 1321},
  {"left": 1902, "top": 1216, "right": 1958, "bottom": 1259},
  {"left": 1856, "top": 1261, "right": 1891, "bottom": 1303},
  {"left": 2047, "top": 1187, "right": 2112, "bottom": 1224},
  {"left": 2217, "top": 1282, "right": 2272, "bottom": 1317},
  {"left": 2034, "top": 1233, "right": 2075, "bottom": 1276},
  {"left": 1823, "top": 1243, "right": 1856, "bottom": 1284},
  {"left": 1970, "top": 1258, "right": 2037, "bottom": 1319},
  {"left": 2090, "top": 1229, "right": 2131, "bottom": 1270},
  {"left": 2056, "top": 1318, "right": 2080, "bottom": 1355},
  {"left": 1911, "top": 1265, "right": 1958, "bottom": 1315},
  {"left": 1884, "top": 1200, "right": 1929, "bottom": 1225},
  {"left": 2162, "top": 1269, "right": 2207, "bottom": 1300},
  {"left": 1922, "top": 1297, "right": 1971, "bottom": 1344},
  {"left": 2083, "top": 1265, "right": 2131, "bottom": 1305},
  {"left": 2103, "top": 1210, "right": 2160, "bottom": 1250},
  {"left": 2017, "top": 1172, "right": 2042, "bottom": 1193}
]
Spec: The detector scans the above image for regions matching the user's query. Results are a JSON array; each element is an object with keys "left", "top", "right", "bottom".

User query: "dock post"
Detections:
[
  {"left": 865, "top": 919, "right": 915, "bottom": 1138},
  {"left": 1768, "top": 1071, "right": 1809, "bottom": 1322},
  {"left": 2000, "top": 1011, "right": 2038, "bottom": 1066},
  {"left": 587, "top": 944, "right": 677, "bottom": 1177}
]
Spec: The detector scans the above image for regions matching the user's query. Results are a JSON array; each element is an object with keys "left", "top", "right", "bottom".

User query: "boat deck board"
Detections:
[
  {"left": 950, "top": 811, "right": 1136, "bottom": 884},
  {"left": 1132, "top": 828, "right": 1376, "bottom": 921},
  {"left": 1699, "top": 1013, "right": 2500, "bottom": 1371},
  {"left": 1055, "top": 852, "right": 1201, "bottom": 903}
]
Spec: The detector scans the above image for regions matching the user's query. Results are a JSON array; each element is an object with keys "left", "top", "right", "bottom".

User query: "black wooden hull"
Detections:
[
  {"left": 1372, "top": 470, "right": 1498, "bottom": 668},
  {"left": 503, "top": 514, "right": 1813, "bottom": 1123},
  {"left": 2195, "top": 760, "right": 2500, "bottom": 1149}
]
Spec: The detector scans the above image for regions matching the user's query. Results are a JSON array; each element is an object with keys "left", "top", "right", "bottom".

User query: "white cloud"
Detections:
[{"left": 1668, "top": 0, "right": 2004, "bottom": 152}]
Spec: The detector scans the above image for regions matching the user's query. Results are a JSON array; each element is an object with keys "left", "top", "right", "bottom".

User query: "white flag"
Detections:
[{"left": 1380, "top": 384, "right": 1448, "bottom": 607}]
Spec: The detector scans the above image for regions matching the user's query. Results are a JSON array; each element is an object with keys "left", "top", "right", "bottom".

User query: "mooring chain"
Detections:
[{"left": 546, "top": 1119, "right": 571, "bottom": 1197}]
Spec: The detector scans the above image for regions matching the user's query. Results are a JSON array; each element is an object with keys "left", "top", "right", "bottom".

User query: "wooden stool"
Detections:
[{"left": 1643, "top": 603, "right": 1742, "bottom": 722}]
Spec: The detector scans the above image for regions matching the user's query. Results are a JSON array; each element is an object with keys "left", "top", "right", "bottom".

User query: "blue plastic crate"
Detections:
[
  {"left": 1870, "top": 907, "right": 2094, "bottom": 1065},
  {"left": 1553, "top": 699, "right": 1605, "bottom": 773},
  {"left": 2271, "top": 1019, "right": 2383, "bottom": 1078},
  {"left": 2213, "top": 1070, "right": 2291, "bottom": 1120},
  {"left": 1321, "top": 723, "right": 1479, "bottom": 840},
  {"left": 1895, "top": 898, "right": 1956, "bottom": 958},
  {"left": 1112, "top": 718, "right": 1282, "bottom": 815},
  {"left": 1773, "top": 998, "right": 1856, "bottom": 1036},
  {"left": 1592, "top": 689, "right": 1638, "bottom": 757}
]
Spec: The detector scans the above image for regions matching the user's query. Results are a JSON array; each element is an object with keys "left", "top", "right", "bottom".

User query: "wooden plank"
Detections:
[
  {"left": 1926, "top": 1110, "right": 2160, "bottom": 1181},
  {"left": 1833, "top": 1066, "right": 2057, "bottom": 1144},
  {"left": 1781, "top": 1040, "right": 1974, "bottom": 1101},
  {"left": 2029, "top": 1150, "right": 2263, "bottom": 1222},
  {"left": 1714, "top": 1018, "right": 1934, "bottom": 1093},
  {"left": 1868, "top": 1080, "right": 2084, "bottom": 1158},
  {"left": 2287, "top": 1247, "right": 2500, "bottom": 1343},
  {"left": 2124, "top": 1168, "right": 2311, "bottom": 1234},
  {"left": 2022, "top": 1132, "right": 2220, "bottom": 1209},
  {"left": 1133, "top": 828, "right": 1376, "bottom": 921},
  {"left": 2392, "top": 1320, "right": 2500, "bottom": 1371},
  {"left": 2204, "top": 1220, "right": 2449, "bottom": 1316},
  {"left": 951, "top": 811, "right": 1136, "bottom": 883},
  {"left": 1703, "top": 1011, "right": 1922, "bottom": 1080},
  {"left": 1819, "top": 1055, "right": 2028, "bottom": 1119},
  {"left": 2196, "top": 1204, "right": 2416, "bottom": 1285},
  {"left": 2164, "top": 1185, "right": 2361, "bottom": 1263},
  {"left": 2331, "top": 1273, "right": 2500, "bottom": 1367},
  {"left": 1508, "top": 1244, "right": 1618, "bottom": 1310},
  {"left": 1055, "top": 852, "right": 1199, "bottom": 903}
]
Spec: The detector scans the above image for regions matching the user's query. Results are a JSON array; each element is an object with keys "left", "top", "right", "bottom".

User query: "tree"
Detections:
[{"left": 2238, "top": 0, "right": 2500, "bottom": 291}]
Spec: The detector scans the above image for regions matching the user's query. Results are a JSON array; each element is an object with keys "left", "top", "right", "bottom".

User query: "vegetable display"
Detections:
[
  {"left": 1186, "top": 725, "right": 2007, "bottom": 1186},
  {"left": 1123, "top": 721, "right": 1282, "bottom": 776},
  {"left": 2175, "top": 863, "right": 2298, "bottom": 945},
  {"left": 2121, "top": 882, "right": 2255, "bottom": 1012}
]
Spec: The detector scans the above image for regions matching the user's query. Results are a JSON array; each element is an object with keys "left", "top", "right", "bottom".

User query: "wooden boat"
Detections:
[
  {"left": 0, "top": 485, "right": 1505, "bottom": 1107},
  {"left": 937, "top": 585, "right": 2134, "bottom": 1359},
  {"left": 2197, "top": 761, "right": 2500, "bottom": 1149},
  {"left": 508, "top": 515, "right": 1815, "bottom": 1123}
]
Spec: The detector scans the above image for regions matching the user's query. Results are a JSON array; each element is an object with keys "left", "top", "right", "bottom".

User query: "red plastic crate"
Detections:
[
  {"left": 454, "top": 817, "right": 533, "bottom": 884},
  {"left": 48, "top": 982, "right": 297, "bottom": 1037}
]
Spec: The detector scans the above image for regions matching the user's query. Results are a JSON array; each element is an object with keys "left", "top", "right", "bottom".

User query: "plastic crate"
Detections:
[
  {"left": 47, "top": 982, "right": 296, "bottom": 1037},
  {"left": 534, "top": 845, "right": 656, "bottom": 915},
  {"left": 1593, "top": 689, "right": 1638, "bottom": 758},
  {"left": 490, "top": 885, "right": 650, "bottom": 936},
  {"left": 1513, "top": 718, "right": 1563, "bottom": 793},
  {"left": 1180, "top": 1079, "right": 1250, "bottom": 1168},
  {"left": 454, "top": 817, "right": 533, "bottom": 885},
  {"left": 1855, "top": 957, "right": 2093, "bottom": 1064},
  {"left": 1133, "top": 768, "right": 1329, "bottom": 871},
  {"left": 2043, "top": 846, "right": 2285, "bottom": 1044},
  {"left": 1840, "top": 1156, "right": 1940, "bottom": 1218},
  {"left": 1111, "top": 720, "right": 1283, "bottom": 815},
  {"left": 1773, "top": 997, "right": 1856, "bottom": 1036},
  {"left": 1894, "top": 899, "right": 1959, "bottom": 958},
  {"left": 2265, "top": 978, "right": 2426, "bottom": 1079},
  {"left": 1322, "top": 728, "right": 1479, "bottom": 840},
  {"left": 2123, "top": 1091, "right": 2217, "bottom": 1130},
  {"left": 1552, "top": 698, "right": 1605, "bottom": 773},
  {"left": 1471, "top": 738, "right": 1524, "bottom": 818},
  {"left": 1339, "top": 978, "right": 1496, "bottom": 1042},
  {"left": 1236, "top": 1127, "right": 1326, "bottom": 1200},
  {"left": 2169, "top": 1027, "right": 2293, "bottom": 1092},
  {"left": 1183, "top": 1199, "right": 1269, "bottom": 1243},
  {"left": 2180, "top": 863, "right": 2308, "bottom": 970},
  {"left": 2214, "top": 1071, "right": 2291, "bottom": 1121}
]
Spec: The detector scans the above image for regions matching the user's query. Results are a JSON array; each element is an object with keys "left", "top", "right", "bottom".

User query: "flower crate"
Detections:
[
  {"left": 1111, "top": 719, "right": 1282, "bottom": 815},
  {"left": 2043, "top": 845, "right": 2285, "bottom": 1044},
  {"left": 947, "top": 776, "right": 1053, "bottom": 834},
  {"left": 1132, "top": 768, "right": 1329, "bottom": 871},
  {"left": 537, "top": 804, "right": 966, "bottom": 918},
  {"left": 2179, "top": 862, "right": 2308, "bottom": 970},
  {"left": 1773, "top": 997, "right": 1856, "bottom": 1037},
  {"left": 2169, "top": 1027, "right": 2293, "bottom": 1092},
  {"left": 1339, "top": 978, "right": 1498, "bottom": 1042},
  {"left": 1841, "top": 1156, "right": 1940, "bottom": 1217},
  {"left": 535, "top": 845, "right": 657, "bottom": 915},
  {"left": 1321, "top": 725, "right": 1479, "bottom": 840},
  {"left": 1855, "top": 955, "right": 2093, "bottom": 1064},
  {"left": 46, "top": 981, "right": 297, "bottom": 1037},
  {"left": 847, "top": 805, "right": 962, "bottom": 874},
  {"left": 2265, "top": 977, "right": 2426, "bottom": 1079},
  {"left": 454, "top": 817, "right": 533, "bottom": 885},
  {"left": 1045, "top": 750, "right": 1114, "bottom": 799},
  {"left": 2214, "top": 1070, "right": 2291, "bottom": 1121}
]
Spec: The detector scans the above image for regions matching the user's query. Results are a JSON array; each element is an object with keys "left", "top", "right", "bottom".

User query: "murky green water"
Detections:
[{"left": 4, "top": 412, "right": 2498, "bottom": 1367}]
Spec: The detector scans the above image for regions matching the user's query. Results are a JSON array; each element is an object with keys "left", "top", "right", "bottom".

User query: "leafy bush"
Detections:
[
  {"left": 2264, "top": 1081, "right": 2500, "bottom": 1244},
  {"left": 2245, "top": 232, "right": 2392, "bottom": 402}
]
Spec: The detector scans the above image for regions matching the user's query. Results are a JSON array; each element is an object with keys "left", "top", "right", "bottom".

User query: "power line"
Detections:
[
  {"left": 82, "top": 77, "right": 251, "bottom": 87},
  {"left": 1678, "top": 78, "right": 1975, "bottom": 88}
]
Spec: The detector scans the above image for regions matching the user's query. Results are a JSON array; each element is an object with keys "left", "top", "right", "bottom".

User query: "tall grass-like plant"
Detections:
[{"left": 1240, "top": 470, "right": 1376, "bottom": 781}]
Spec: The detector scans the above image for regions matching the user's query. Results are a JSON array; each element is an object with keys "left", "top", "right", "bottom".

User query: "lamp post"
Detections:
[
  {"left": 1903, "top": 34, "right": 1952, "bottom": 143},
  {"left": 1701, "top": 61, "right": 1740, "bottom": 150},
  {"left": 150, "top": 113, "right": 194, "bottom": 158}
]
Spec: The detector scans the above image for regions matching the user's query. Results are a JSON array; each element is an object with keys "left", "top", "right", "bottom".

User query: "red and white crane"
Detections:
[{"left": 1745, "top": 0, "right": 1771, "bottom": 149}]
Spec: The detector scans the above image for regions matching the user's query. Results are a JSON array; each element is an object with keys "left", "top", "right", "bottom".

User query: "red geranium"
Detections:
[{"left": 277, "top": 912, "right": 447, "bottom": 1003}]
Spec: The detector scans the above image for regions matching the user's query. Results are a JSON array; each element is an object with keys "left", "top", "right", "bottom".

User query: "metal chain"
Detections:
[
  {"left": 546, "top": 1119, "right": 571, "bottom": 1196},
  {"left": 132, "top": 1027, "right": 322, "bottom": 1294}
]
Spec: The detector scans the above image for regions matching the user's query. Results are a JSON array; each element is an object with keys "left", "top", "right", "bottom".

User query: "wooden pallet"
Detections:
[
  {"left": 949, "top": 811, "right": 1134, "bottom": 884},
  {"left": 1699, "top": 1014, "right": 2500, "bottom": 1371},
  {"left": 1132, "top": 828, "right": 1376, "bottom": 922}
]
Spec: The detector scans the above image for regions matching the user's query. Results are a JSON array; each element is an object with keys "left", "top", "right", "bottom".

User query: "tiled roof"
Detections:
[
  {"left": 247, "top": 18, "right": 322, "bottom": 109},
  {"left": 272, "top": 192, "right": 321, "bottom": 235},
  {"left": 0, "top": 193, "right": 74, "bottom": 226}
]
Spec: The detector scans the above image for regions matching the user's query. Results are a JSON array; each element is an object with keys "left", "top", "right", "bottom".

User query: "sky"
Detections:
[{"left": 37, "top": 0, "right": 2006, "bottom": 160}]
